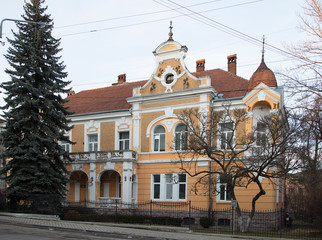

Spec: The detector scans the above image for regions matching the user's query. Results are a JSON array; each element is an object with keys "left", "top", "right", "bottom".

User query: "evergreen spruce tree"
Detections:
[{"left": 0, "top": 0, "right": 71, "bottom": 213}]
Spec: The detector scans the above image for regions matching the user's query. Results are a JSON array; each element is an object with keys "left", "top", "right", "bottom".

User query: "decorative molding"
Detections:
[
  {"left": 104, "top": 162, "right": 115, "bottom": 170},
  {"left": 161, "top": 119, "right": 177, "bottom": 132},
  {"left": 116, "top": 117, "right": 131, "bottom": 130},
  {"left": 198, "top": 161, "right": 208, "bottom": 167},
  {"left": 246, "top": 112, "right": 253, "bottom": 118},
  {"left": 160, "top": 65, "right": 177, "bottom": 93},
  {"left": 85, "top": 120, "right": 99, "bottom": 133},
  {"left": 72, "top": 164, "right": 83, "bottom": 171},
  {"left": 164, "top": 107, "right": 173, "bottom": 117},
  {"left": 146, "top": 114, "right": 176, "bottom": 138}
]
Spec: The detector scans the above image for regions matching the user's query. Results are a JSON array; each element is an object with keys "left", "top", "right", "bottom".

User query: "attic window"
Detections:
[{"left": 165, "top": 74, "right": 174, "bottom": 84}]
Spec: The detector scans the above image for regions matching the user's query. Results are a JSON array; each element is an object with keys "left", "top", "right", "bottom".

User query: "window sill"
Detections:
[
  {"left": 151, "top": 199, "right": 187, "bottom": 202},
  {"left": 216, "top": 200, "right": 232, "bottom": 203}
]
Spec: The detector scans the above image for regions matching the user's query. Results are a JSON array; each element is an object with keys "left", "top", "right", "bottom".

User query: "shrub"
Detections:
[
  {"left": 200, "top": 217, "right": 214, "bottom": 228},
  {"left": 63, "top": 210, "right": 81, "bottom": 221}
]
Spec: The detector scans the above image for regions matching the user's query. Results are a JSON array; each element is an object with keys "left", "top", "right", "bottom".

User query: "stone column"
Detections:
[
  {"left": 122, "top": 161, "right": 133, "bottom": 205},
  {"left": 88, "top": 163, "right": 96, "bottom": 206}
]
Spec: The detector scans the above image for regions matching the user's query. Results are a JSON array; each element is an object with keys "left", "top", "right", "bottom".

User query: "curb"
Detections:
[{"left": 0, "top": 212, "right": 60, "bottom": 221}]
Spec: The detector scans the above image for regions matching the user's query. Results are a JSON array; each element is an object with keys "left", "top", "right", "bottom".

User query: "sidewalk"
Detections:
[{"left": 0, "top": 212, "right": 287, "bottom": 240}]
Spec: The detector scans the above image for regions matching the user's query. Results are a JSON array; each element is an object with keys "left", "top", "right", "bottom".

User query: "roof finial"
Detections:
[
  {"left": 261, "top": 35, "right": 265, "bottom": 61},
  {"left": 168, "top": 21, "right": 173, "bottom": 41}
]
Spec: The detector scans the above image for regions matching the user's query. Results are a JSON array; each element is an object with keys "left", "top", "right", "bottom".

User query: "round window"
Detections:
[{"left": 165, "top": 74, "right": 174, "bottom": 84}]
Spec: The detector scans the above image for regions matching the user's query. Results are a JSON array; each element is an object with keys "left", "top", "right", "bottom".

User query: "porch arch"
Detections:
[
  {"left": 98, "top": 170, "right": 122, "bottom": 199},
  {"left": 68, "top": 170, "right": 89, "bottom": 203}
]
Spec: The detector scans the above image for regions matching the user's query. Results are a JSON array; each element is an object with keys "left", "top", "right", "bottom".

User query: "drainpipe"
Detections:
[{"left": 208, "top": 102, "right": 215, "bottom": 215}]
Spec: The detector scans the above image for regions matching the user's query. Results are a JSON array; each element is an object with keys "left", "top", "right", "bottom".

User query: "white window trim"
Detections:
[
  {"left": 216, "top": 174, "right": 232, "bottom": 202},
  {"left": 117, "top": 130, "right": 131, "bottom": 151},
  {"left": 173, "top": 122, "right": 188, "bottom": 151},
  {"left": 86, "top": 133, "right": 99, "bottom": 152},
  {"left": 252, "top": 106, "right": 271, "bottom": 147},
  {"left": 217, "top": 121, "right": 235, "bottom": 151},
  {"left": 59, "top": 132, "right": 71, "bottom": 153},
  {"left": 276, "top": 177, "right": 280, "bottom": 203},
  {"left": 151, "top": 173, "right": 187, "bottom": 201},
  {"left": 152, "top": 125, "right": 166, "bottom": 152}
]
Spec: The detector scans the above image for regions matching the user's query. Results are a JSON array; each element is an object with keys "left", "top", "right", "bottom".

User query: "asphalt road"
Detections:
[{"left": 0, "top": 222, "right": 160, "bottom": 240}]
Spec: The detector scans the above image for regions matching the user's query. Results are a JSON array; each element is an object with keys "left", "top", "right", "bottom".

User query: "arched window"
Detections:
[
  {"left": 153, "top": 125, "right": 166, "bottom": 152},
  {"left": 174, "top": 123, "right": 188, "bottom": 150}
]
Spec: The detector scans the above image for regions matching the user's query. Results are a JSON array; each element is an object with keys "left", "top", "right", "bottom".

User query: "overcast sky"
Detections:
[{"left": 0, "top": 0, "right": 307, "bottom": 107}]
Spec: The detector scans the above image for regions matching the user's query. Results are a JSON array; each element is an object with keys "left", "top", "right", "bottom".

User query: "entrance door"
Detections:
[
  {"left": 75, "top": 183, "right": 80, "bottom": 202},
  {"left": 103, "top": 183, "right": 110, "bottom": 198}
]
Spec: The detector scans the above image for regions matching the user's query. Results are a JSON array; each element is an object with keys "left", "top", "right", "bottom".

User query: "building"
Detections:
[{"left": 64, "top": 29, "right": 284, "bottom": 211}]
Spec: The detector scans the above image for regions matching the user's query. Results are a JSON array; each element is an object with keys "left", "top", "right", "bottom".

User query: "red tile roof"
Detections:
[
  {"left": 193, "top": 69, "right": 249, "bottom": 98},
  {"left": 65, "top": 69, "right": 249, "bottom": 115},
  {"left": 65, "top": 80, "right": 147, "bottom": 115},
  {"left": 248, "top": 58, "right": 277, "bottom": 91}
]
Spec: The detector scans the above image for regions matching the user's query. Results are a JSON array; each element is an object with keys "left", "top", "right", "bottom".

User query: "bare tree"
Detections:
[
  {"left": 175, "top": 104, "right": 296, "bottom": 232},
  {"left": 283, "top": 0, "right": 322, "bottom": 104},
  {"left": 281, "top": 0, "right": 322, "bottom": 219},
  {"left": 287, "top": 97, "right": 322, "bottom": 217}
]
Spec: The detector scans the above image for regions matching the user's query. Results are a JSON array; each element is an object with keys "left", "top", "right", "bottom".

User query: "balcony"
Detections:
[{"left": 65, "top": 150, "right": 137, "bottom": 163}]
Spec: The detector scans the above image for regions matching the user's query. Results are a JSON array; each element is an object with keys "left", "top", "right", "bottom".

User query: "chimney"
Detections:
[
  {"left": 113, "top": 73, "right": 126, "bottom": 85},
  {"left": 67, "top": 90, "right": 75, "bottom": 97},
  {"left": 227, "top": 54, "right": 237, "bottom": 75},
  {"left": 196, "top": 59, "right": 205, "bottom": 72}
]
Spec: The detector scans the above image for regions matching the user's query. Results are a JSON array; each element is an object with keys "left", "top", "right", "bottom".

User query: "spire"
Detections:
[
  {"left": 261, "top": 35, "right": 265, "bottom": 61},
  {"left": 168, "top": 21, "right": 173, "bottom": 41},
  {"left": 248, "top": 35, "right": 277, "bottom": 92}
]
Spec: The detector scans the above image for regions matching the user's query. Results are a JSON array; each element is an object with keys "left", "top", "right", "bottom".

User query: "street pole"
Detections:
[{"left": 0, "top": 18, "right": 47, "bottom": 46}]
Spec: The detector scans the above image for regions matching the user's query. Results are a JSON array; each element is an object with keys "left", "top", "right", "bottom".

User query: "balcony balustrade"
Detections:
[{"left": 66, "top": 150, "right": 137, "bottom": 163}]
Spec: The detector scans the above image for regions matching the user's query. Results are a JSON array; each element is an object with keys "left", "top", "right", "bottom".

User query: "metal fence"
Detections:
[
  {"left": 60, "top": 200, "right": 321, "bottom": 239},
  {"left": 0, "top": 195, "right": 321, "bottom": 239}
]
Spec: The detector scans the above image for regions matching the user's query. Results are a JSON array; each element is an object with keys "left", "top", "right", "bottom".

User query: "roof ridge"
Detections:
[
  {"left": 192, "top": 68, "right": 249, "bottom": 82},
  {"left": 73, "top": 80, "right": 148, "bottom": 94}
]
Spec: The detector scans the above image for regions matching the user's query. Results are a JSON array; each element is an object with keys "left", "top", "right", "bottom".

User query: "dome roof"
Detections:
[{"left": 248, "top": 57, "right": 277, "bottom": 91}]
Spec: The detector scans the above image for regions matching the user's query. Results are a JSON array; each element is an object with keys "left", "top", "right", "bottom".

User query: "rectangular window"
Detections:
[
  {"left": 165, "top": 174, "right": 173, "bottom": 200},
  {"left": 88, "top": 134, "right": 98, "bottom": 151},
  {"left": 153, "top": 174, "right": 161, "bottom": 199},
  {"left": 217, "top": 174, "right": 232, "bottom": 202},
  {"left": 256, "top": 123, "right": 267, "bottom": 146},
  {"left": 62, "top": 142, "right": 70, "bottom": 153},
  {"left": 178, "top": 174, "right": 186, "bottom": 200},
  {"left": 151, "top": 173, "right": 187, "bottom": 201},
  {"left": 119, "top": 131, "right": 130, "bottom": 150},
  {"left": 220, "top": 122, "right": 233, "bottom": 150}
]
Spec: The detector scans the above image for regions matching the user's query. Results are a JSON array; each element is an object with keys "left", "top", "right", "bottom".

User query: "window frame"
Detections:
[
  {"left": 87, "top": 133, "right": 98, "bottom": 152},
  {"left": 256, "top": 122, "right": 268, "bottom": 147},
  {"left": 59, "top": 133, "right": 71, "bottom": 153},
  {"left": 174, "top": 123, "right": 188, "bottom": 151},
  {"left": 119, "top": 131, "right": 130, "bottom": 150},
  {"left": 165, "top": 73, "right": 174, "bottom": 84},
  {"left": 151, "top": 173, "right": 187, "bottom": 201},
  {"left": 216, "top": 174, "right": 232, "bottom": 202},
  {"left": 153, "top": 125, "right": 166, "bottom": 152},
  {"left": 218, "top": 122, "right": 234, "bottom": 150}
]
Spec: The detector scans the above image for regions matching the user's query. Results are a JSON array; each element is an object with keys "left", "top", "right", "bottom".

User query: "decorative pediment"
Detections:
[
  {"left": 85, "top": 120, "right": 99, "bottom": 133},
  {"left": 243, "top": 83, "right": 281, "bottom": 112}
]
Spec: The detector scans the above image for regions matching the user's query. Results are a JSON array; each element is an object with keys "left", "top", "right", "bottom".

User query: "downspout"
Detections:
[{"left": 208, "top": 99, "right": 215, "bottom": 215}]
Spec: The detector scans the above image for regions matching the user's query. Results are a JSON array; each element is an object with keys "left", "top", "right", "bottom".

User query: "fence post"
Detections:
[
  {"left": 279, "top": 208, "right": 283, "bottom": 239},
  {"left": 188, "top": 200, "right": 191, "bottom": 230},
  {"left": 150, "top": 200, "right": 152, "bottom": 225},
  {"left": 231, "top": 207, "right": 234, "bottom": 235},
  {"left": 115, "top": 199, "right": 118, "bottom": 223}
]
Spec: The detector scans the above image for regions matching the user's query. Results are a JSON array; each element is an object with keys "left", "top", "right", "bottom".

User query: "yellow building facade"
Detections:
[{"left": 64, "top": 32, "right": 284, "bottom": 211}]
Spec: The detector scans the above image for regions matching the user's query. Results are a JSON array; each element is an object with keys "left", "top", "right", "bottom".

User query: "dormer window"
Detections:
[{"left": 165, "top": 74, "right": 174, "bottom": 84}]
